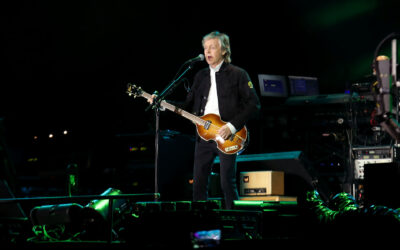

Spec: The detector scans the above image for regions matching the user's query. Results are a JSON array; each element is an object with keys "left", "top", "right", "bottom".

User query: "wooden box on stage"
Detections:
[{"left": 239, "top": 171, "right": 284, "bottom": 196}]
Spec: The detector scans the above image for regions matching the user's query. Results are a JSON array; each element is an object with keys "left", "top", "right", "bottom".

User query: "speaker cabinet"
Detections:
[
  {"left": 363, "top": 162, "right": 400, "bottom": 208},
  {"left": 157, "top": 132, "right": 195, "bottom": 201}
]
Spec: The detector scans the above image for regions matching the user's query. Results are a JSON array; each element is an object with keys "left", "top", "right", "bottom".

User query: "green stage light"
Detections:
[
  {"left": 233, "top": 200, "right": 264, "bottom": 207},
  {"left": 84, "top": 188, "right": 126, "bottom": 222},
  {"left": 79, "top": 188, "right": 129, "bottom": 241}
]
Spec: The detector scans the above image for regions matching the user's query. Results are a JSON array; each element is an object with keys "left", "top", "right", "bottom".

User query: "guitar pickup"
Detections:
[{"left": 204, "top": 120, "right": 211, "bottom": 130}]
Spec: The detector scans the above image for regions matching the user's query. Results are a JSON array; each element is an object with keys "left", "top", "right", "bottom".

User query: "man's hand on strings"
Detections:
[
  {"left": 218, "top": 125, "right": 232, "bottom": 140},
  {"left": 147, "top": 91, "right": 165, "bottom": 111},
  {"left": 147, "top": 91, "right": 158, "bottom": 104}
]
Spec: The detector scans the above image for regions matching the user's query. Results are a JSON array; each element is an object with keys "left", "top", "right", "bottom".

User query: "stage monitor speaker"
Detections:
[{"left": 215, "top": 151, "right": 330, "bottom": 201}]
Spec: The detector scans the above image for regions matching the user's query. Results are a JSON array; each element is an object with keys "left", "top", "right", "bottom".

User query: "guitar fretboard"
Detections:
[{"left": 140, "top": 91, "right": 206, "bottom": 126}]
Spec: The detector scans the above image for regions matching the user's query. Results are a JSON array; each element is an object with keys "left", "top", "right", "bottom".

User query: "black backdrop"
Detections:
[{"left": 1, "top": 0, "right": 400, "bottom": 196}]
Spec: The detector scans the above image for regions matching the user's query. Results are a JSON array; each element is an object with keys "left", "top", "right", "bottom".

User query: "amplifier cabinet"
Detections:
[{"left": 239, "top": 171, "right": 284, "bottom": 196}]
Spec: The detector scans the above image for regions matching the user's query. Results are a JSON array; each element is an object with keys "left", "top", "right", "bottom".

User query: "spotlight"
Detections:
[
  {"left": 83, "top": 188, "right": 127, "bottom": 223},
  {"left": 30, "top": 203, "right": 83, "bottom": 226},
  {"left": 80, "top": 188, "right": 128, "bottom": 240}
]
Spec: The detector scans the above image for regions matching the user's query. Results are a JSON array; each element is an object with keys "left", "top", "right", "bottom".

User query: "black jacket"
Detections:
[{"left": 184, "top": 62, "right": 261, "bottom": 130}]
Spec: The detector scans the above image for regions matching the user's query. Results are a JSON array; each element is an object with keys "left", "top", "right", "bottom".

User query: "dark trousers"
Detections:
[{"left": 192, "top": 138, "right": 239, "bottom": 209}]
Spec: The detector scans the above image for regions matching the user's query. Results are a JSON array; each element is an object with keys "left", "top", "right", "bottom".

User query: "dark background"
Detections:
[{"left": 1, "top": 0, "right": 400, "bottom": 197}]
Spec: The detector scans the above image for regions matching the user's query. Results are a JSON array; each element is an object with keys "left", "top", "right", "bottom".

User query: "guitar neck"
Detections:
[{"left": 140, "top": 91, "right": 205, "bottom": 126}]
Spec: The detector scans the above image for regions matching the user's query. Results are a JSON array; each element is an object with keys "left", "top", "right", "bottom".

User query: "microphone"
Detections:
[
  {"left": 376, "top": 55, "right": 391, "bottom": 116},
  {"left": 185, "top": 54, "right": 204, "bottom": 64}
]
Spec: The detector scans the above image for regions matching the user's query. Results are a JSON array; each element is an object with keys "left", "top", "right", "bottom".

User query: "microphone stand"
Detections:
[{"left": 146, "top": 62, "right": 197, "bottom": 201}]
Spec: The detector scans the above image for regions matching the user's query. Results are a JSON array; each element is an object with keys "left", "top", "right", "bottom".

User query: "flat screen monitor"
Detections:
[
  {"left": 288, "top": 76, "right": 319, "bottom": 96},
  {"left": 257, "top": 74, "right": 288, "bottom": 97}
]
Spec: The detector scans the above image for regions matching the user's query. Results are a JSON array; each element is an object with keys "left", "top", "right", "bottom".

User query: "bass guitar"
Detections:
[{"left": 126, "top": 83, "right": 248, "bottom": 155}]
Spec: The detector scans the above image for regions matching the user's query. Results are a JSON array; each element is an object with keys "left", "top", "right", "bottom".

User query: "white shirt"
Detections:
[{"left": 204, "top": 61, "right": 237, "bottom": 134}]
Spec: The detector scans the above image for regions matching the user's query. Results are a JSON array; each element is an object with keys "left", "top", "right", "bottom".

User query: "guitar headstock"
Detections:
[{"left": 126, "top": 83, "right": 142, "bottom": 98}]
